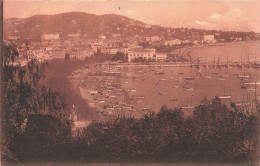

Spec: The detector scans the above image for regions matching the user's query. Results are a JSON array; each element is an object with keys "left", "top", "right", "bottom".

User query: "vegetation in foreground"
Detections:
[{"left": 1, "top": 43, "right": 259, "bottom": 164}]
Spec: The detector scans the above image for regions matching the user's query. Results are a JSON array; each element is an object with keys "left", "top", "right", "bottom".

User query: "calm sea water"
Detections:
[{"left": 188, "top": 40, "right": 260, "bottom": 63}]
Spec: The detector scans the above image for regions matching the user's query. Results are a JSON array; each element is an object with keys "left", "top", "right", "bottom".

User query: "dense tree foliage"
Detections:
[
  {"left": 72, "top": 100, "right": 257, "bottom": 163},
  {"left": 2, "top": 42, "right": 71, "bottom": 162}
]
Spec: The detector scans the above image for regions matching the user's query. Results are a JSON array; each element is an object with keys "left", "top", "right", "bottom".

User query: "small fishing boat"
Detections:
[
  {"left": 238, "top": 74, "right": 250, "bottom": 78},
  {"left": 241, "top": 85, "right": 247, "bottom": 89},
  {"left": 154, "top": 71, "right": 164, "bottom": 75},
  {"left": 123, "top": 106, "right": 133, "bottom": 110},
  {"left": 97, "top": 100, "right": 105, "bottom": 104},
  {"left": 246, "top": 87, "right": 256, "bottom": 91},
  {"left": 235, "top": 102, "right": 250, "bottom": 106},
  {"left": 104, "top": 71, "right": 121, "bottom": 75},
  {"left": 244, "top": 82, "right": 260, "bottom": 85},
  {"left": 159, "top": 92, "right": 168, "bottom": 95},
  {"left": 217, "top": 88, "right": 231, "bottom": 99},
  {"left": 183, "top": 84, "right": 194, "bottom": 91},
  {"left": 106, "top": 107, "right": 114, "bottom": 110},
  {"left": 238, "top": 64, "right": 250, "bottom": 78},
  {"left": 251, "top": 63, "right": 260, "bottom": 68},
  {"left": 185, "top": 77, "right": 195, "bottom": 80},
  {"left": 216, "top": 64, "right": 222, "bottom": 68},
  {"left": 135, "top": 96, "right": 145, "bottom": 99},
  {"left": 203, "top": 76, "right": 212, "bottom": 79},
  {"left": 218, "top": 95, "right": 231, "bottom": 99},
  {"left": 181, "top": 106, "right": 194, "bottom": 109}
]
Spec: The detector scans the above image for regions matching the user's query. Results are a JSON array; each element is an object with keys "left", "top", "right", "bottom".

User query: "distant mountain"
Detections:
[{"left": 4, "top": 12, "right": 170, "bottom": 41}]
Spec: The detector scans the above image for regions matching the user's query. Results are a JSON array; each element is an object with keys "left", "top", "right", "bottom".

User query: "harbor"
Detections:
[
  {"left": 68, "top": 41, "right": 260, "bottom": 119},
  {"left": 69, "top": 63, "right": 259, "bottom": 119}
]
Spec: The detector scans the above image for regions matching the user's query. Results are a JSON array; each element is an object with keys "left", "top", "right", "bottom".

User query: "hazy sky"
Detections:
[{"left": 4, "top": 0, "right": 260, "bottom": 32}]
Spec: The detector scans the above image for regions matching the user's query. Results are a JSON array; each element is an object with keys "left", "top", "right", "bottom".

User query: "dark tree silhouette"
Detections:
[{"left": 2, "top": 42, "right": 71, "bottom": 163}]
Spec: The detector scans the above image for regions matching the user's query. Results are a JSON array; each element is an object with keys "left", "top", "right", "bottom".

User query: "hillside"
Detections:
[{"left": 4, "top": 12, "right": 167, "bottom": 41}]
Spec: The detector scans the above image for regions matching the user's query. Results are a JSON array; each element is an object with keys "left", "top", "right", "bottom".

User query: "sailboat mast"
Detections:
[
  {"left": 241, "top": 52, "right": 242, "bottom": 66},
  {"left": 227, "top": 55, "right": 228, "bottom": 66},
  {"left": 191, "top": 95, "right": 193, "bottom": 106},
  {"left": 109, "top": 60, "right": 110, "bottom": 72}
]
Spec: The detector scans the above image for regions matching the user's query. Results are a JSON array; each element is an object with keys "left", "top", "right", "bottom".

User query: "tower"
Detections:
[{"left": 69, "top": 104, "right": 78, "bottom": 121}]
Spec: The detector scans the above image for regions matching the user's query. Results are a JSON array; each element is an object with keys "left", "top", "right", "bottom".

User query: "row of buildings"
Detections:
[{"left": 7, "top": 31, "right": 243, "bottom": 63}]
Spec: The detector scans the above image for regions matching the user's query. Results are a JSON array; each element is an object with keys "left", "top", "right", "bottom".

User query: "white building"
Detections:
[
  {"left": 112, "top": 34, "right": 120, "bottom": 38},
  {"left": 145, "top": 36, "right": 161, "bottom": 42},
  {"left": 127, "top": 48, "right": 156, "bottom": 62},
  {"left": 8, "top": 36, "right": 19, "bottom": 40},
  {"left": 236, "top": 37, "right": 242, "bottom": 41},
  {"left": 99, "top": 35, "right": 106, "bottom": 39},
  {"left": 41, "top": 34, "right": 60, "bottom": 41},
  {"left": 204, "top": 35, "right": 216, "bottom": 43},
  {"left": 68, "top": 33, "right": 80, "bottom": 38},
  {"left": 45, "top": 47, "right": 52, "bottom": 51},
  {"left": 100, "top": 48, "right": 119, "bottom": 55},
  {"left": 165, "top": 39, "right": 181, "bottom": 46},
  {"left": 69, "top": 49, "right": 94, "bottom": 60},
  {"left": 155, "top": 53, "right": 167, "bottom": 61},
  {"left": 101, "top": 48, "right": 127, "bottom": 55}
]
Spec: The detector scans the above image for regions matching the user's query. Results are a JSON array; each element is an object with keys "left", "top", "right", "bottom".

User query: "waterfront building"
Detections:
[
  {"left": 99, "top": 35, "right": 107, "bottom": 39},
  {"left": 41, "top": 34, "right": 60, "bottom": 41},
  {"left": 8, "top": 36, "right": 19, "bottom": 40},
  {"left": 145, "top": 36, "right": 161, "bottom": 42},
  {"left": 204, "top": 35, "right": 216, "bottom": 43},
  {"left": 112, "top": 33, "right": 120, "bottom": 38},
  {"left": 68, "top": 33, "right": 80, "bottom": 38},
  {"left": 165, "top": 39, "right": 181, "bottom": 46},
  {"left": 155, "top": 53, "right": 167, "bottom": 61},
  {"left": 127, "top": 48, "right": 156, "bottom": 62}
]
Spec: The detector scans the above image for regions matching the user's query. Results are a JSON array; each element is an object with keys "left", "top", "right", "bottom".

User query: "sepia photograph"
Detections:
[{"left": 1, "top": 0, "right": 260, "bottom": 165}]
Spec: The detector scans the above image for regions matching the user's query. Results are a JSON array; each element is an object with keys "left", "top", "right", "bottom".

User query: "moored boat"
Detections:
[
  {"left": 181, "top": 106, "right": 194, "bottom": 109},
  {"left": 217, "top": 95, "right": 231, "bottom": 99},
  {"left": 238, "top": 74, "right": 250, "bottom": 78},
  {"left": 186, "top": 77, "right": 195, "bottom": 80}
]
